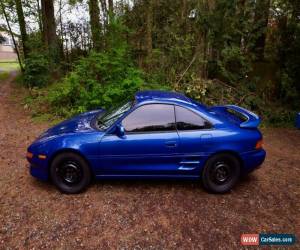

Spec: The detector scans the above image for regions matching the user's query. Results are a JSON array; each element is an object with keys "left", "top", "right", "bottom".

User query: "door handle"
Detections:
[{"left": 165, "top": 141, "right": 177, "bottom": 148}]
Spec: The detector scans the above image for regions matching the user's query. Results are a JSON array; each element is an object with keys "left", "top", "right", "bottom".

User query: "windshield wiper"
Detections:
[{"left": 97, "top": 111, "right": 128, "bottom": 130}]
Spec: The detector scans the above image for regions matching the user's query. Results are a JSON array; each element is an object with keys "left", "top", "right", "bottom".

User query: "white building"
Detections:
[{"left": 0, "top": 31, "right": 17, "bottom": 61}]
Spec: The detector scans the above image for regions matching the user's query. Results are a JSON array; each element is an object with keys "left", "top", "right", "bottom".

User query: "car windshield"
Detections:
[{"left": 97, "top": 100, "right": 134, "bottom": 130}]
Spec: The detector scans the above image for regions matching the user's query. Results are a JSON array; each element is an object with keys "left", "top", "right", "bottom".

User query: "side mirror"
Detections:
[{"left": 116, "top": 124, "right": 125, "bottom": 138}]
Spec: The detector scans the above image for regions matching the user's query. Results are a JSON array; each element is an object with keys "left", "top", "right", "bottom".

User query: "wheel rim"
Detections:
[
  {"left": 210, "top": 161, "right": 232, "bottom": 185},
  {"left": 56, "top": 161, "right": 82, "bottom": 185}
]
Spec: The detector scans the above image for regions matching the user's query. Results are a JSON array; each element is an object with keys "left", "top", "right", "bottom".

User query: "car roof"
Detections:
[{"left": 135, "top": 90, "right": 192, "bottom": 104}]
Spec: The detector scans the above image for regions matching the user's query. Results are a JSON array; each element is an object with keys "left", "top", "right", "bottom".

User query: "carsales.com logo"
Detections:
[{"left": 241, "top": 234, "right": 296, "bottom": 246}]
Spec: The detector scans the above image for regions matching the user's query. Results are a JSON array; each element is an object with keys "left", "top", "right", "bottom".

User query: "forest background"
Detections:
[{"left": 0, "top": 0, "right": 299, "bottom": 126}]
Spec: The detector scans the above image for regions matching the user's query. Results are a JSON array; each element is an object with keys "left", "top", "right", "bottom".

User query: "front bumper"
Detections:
[
  {"left": 30, "top": 164, "right": 48, "bottom": 181},
  {"left": 27, "top": 154, "right": 49, "bottom": 181},
  {"left": 240, "top": 149, "right": 266, "bottom": 174}
]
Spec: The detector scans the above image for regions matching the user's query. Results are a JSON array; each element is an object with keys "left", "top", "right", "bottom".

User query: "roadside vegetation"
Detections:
[{"left": 0, "top": 0, "right": 299, "bottom": 126}]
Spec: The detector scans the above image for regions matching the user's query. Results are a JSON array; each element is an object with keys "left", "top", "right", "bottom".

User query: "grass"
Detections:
[
  {"left": 0, "top": 61, "right": 20, "bottom": 71},
  {"left": 0, "top": 60, "right": 20, "bottom": 81}
]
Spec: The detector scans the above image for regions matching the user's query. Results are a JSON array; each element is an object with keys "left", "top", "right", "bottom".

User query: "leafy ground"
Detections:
[{"left": 0, "top": 73, "right": 299, "bottom": 249}]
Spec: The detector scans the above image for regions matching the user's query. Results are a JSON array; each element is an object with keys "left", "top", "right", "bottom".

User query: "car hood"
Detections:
[{"left": 39, "top": 109, "right": 104, "bottom": 139}]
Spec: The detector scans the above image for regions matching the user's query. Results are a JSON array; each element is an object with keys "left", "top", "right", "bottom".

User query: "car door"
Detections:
[
  {"left": 98, "top": 104, "right": 181, "bottom": 176},
  {"left": 175, "top": 105, "right": 213, "bottom": 175}
]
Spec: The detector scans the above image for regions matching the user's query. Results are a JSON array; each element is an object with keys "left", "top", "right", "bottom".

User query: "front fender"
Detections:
[{"left": 27, "top": 131, "right": 104, "bottom": 180}]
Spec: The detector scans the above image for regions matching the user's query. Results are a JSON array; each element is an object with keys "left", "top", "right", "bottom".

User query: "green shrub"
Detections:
[
  {"left": 24, "top": 52, "right": 49, "bottom": 88},
  {"left": 45, "top": 17, "right": 152, "bottom": 117},
  {"left": 279, "top": 72, "right": 299, "bottom": 109},
  {"left": 262, "top": 108, "right": 297, "bottom": 127},
  {"left": 47, "top": 63, "right": 144, "bottom": 117},
  {"left": 218, "top": 45, "right": 252, "bottom": 84},
  {"left": 26, "top": 17, "right": 170, "bottom": 119}
]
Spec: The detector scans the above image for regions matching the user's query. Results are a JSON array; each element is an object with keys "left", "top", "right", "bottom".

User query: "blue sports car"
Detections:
[{"left": 27, "top": 90, "right": 266, "bottom": 194}]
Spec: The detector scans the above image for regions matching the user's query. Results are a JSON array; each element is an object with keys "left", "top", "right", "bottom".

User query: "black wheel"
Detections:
[
  {"left": 201, "top": 153, "right": 240, "bottom": 193},
  {"left": 50, "top": 152, "right": 91, "bottom": 194}
]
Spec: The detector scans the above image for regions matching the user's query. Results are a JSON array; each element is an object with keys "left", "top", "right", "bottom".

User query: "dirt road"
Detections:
[{"left": 0, "top": 73, "right": 299, "bottom": 249}]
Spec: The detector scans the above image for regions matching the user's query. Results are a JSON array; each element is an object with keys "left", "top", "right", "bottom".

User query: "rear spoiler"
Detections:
[{"left": 210, "top": 105, "right": 261, "bottom": 128}]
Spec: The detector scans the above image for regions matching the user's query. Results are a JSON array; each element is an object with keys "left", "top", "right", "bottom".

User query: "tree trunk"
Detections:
[
  {"left": 145, "top": 0, "right": 153, "bottom": 61},
  {"left": 41, "top": 0, "right": 61, "bottom": 64},
  {"left": 236, "top": 0, "right": 246, "bottom": 50},
  {"left": 253, "top": 0, "right": 270, "bottom": 61},
  {"left": 100, "top": 0, "right": 108, "bottom": 30},
  {"left": 88, "top": 0, "right": 102, "bottom": 51},
  {"left": 108, "top": 0, "right": 113, "bottom": 15},
  {"left": 58, "top": 0, "right": 65, "bottom": 61},
  {"left": 37, "top": 0, "right": 43, "bottom": 33},
  {"left": 15, "top": 0, "right": 28, "bottom": 59}
]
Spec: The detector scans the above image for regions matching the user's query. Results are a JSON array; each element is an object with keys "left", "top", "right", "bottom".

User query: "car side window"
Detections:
[
  {"left": 122, "top": 104, "right": 176, "bottom": 133},
  {"left": 175, "top": 106, "right": 211, "bottom": 130}
]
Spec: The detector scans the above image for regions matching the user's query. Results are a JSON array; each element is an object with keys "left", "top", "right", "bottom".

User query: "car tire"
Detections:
[
  {"left": 50, "top": 152, "right": 91, "bottom": 194},
  {"left": 201, "top": 153, "right": 240, "bottom": 193}
]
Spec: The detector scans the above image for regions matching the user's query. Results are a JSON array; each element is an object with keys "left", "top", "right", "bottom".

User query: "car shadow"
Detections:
[
  {"left": 30, "top": 172, "right": 259, "bottom": 195},
  {"left": 92, "top": 178, "right": 202, "bottom": 190}
]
